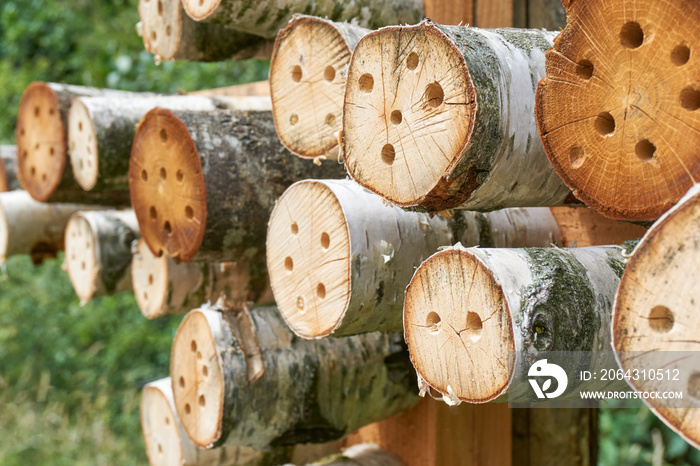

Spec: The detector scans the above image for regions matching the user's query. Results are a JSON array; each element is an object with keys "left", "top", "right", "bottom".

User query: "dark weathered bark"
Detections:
[
  {"left": 0, "top": 146, "right": 21, "bottom": 192},
  {"left": 129, "top": 108, "right": 346, "bottom": 265},
  {"left": 181, "top": 0, "right": 424, "bottom": 39},
  {"left": 170, "top": 307, "right": 419, "bottom": 449}
]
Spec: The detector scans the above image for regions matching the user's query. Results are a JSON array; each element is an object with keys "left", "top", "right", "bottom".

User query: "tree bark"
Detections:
[
  {"left": 181, "top": 0, "right": 423, "bottom": 39},
  {"left": 131, "top": 239, "right": 273, "bottom": 319},
  {"left": 0, "top": 146, "right": 21, "bottom": 192},
  {"left": 613, "top": 184, "right": 700, "bottom": 449},
  {"left": 343, "top": 21, "right": 572, "bottom": 212},
  {"left": 403, "top": 243, "right": 634, "bottom": 404},
  {"left": 270, "top": 16, "right": 369, "bottom": 159},
  {"left": 142, "top": 377, "right": 292, "bottom": 466},
  {"left": 535, "top": 0, "right": 700, "bottom": 221},
  {"left": 267, "top": 179, "right": 562, "bottom": 338},
  {"left": 129, "top": 108, "right": 346, "bottom": 263},
  {"left": 68, "top": 95, "right": 271, "bottom": 197},
  {"left": 0, "top": 190, "right": 98, "bottom": 264},
  {"left": 170, "top": 306, "right": 419, "bottom": 449},
  {"left": 137, "top": 0, "right": 272, "bottom": 62},
  {"left": 15, "top": 82, "right": 140, "bottom": 204},
  {"left": 64, "top": 210, "right": 140, "bottom": 303}
]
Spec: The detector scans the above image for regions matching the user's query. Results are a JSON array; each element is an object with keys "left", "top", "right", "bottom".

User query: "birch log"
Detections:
[
  {"left": 270, "top": 16, "right": 369, "bottom": 159},
  {"left": 129, "top": 108, "right": 345, "bottom": 263},
  {"left": 137, "top": 0, "right": 271, "bottom": 62},
  {"left": 15, "top": 82, "right": 139, "bottom": 203},
  {"left": 0, "top": 146, "right": 21, "bottom": 192},
  {"left": 299, "top": 444, "right": 405, "bottom": 466},
  {"left": 613, "top": 184, "right": 700, "bottom": 449},
  {"left": 267, "top": 179, "right": 561, "bottom": 338},
  {"left": 142, "top": 378, "right": 291, "bottom": 466},
  {"left": 170, "top": 307, "right": 418, "bottom": 449},
  {"left": 64, "top": 210, "right": 139, "bottom": 303},
  {"left": 536, "top": 0, "right": 700, "bottom": 221},
  {"left": 0, "top": 191, "right": 98, "bottom": 265},
  {"left": 404, "top": 244, "right": 633, "bottom": 404},
  {"left": 343, "top": 21, "right": 572, "bottom": 212},
  {"left": 131, "top": 239, "right": 273, "bottom": 319},
  {"left": 181, "top": 0, "right": 423, "bottom": 39},
  {"left": 68, "top": 95, "right": 270, "bottom": 196}
]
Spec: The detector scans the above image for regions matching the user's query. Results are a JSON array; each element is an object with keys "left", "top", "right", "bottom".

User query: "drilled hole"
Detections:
[
  {"left": 575, "top": 59, "right": 594, "bottom": 79},
  {"left": 49, "top": 147, "right": 55, "bottom": 156},
  {"left": 30, "top": 166, "right": 36, "bottom": 176},
  {"left": 78, "top": 121, "right": 83, "bottom": 132},
  {"left": 688, "top": 373, "right": 700, "bottom": 400},
  {"left": 184, "top": 403, "right": 191, "bottom": 414},
  {"left": 159, "top": 128, "right": 167, "bottom": 142},
  {"left": 149, "top": 206, "right": 157, "bottom": 219},
  {"left": 159, "top": 168, "right": 167, "bottom": 180},
  {"left": 34, "top": 143, "right": 39, "bottom": 150},
  {"left": 289, "top": 114, "right": 299, "bottom": 125},
  {"left": 316, "top": 283, "right": 326, "bottom": 299},
  {"left": 34, "top": 106, "right": 40, "bottom": 117},
  {"left": 296, "top": 296, "right": 305, "bottom": 312},
  {"left": 176, "top": 170, "right": 184, "bottom": 181},
  {"left": 648, "top": 305, "right": 673, "bottom": 333},
  {"left": 381, "top": 144, "right": 395, "bottom": 165},
  {"left": 202, "top": 365, "right": 208, "bottom": 377},
  {"left": 426, "top": 312, "right": 441, "bottom": 334},
  {"left": 671, "top": 45, "right": 690, "bottom": 66},
  {"left": 165, "top": 25, "right": 171, "bottom": 36},
  {"left": 407, "top": 52, "right": 419, "bottom": 70},
  {"left": 569, "top": 146, "right": 586, "bottom": 169},
  {"left": 151, "top": 31, "right": 157, "bottom": 41},
  {"left": 157, "top": 0, "right": 163, "bottom": 15},
  {"left": 320, "top": 232, "right": 330, "bottom": 249},
  {"left": 164, "top": 221, "right": 172, "bottom": 234},
  {"left": 165, "top": 417, "right": 170, "bottom": 425},
  {"left": 41, "top": 173, "right": 46, "bottom": 181},
  {"left": 635, "top": 139, "right": 655, "bottom": 161},
  {"left": 143, "top": 291, "right": 148, "bottom": 300},
  {"left": 620, "top": 22, "right": 644, "bottom": 49},
  {"left": 291, "top": 222, "right": 298, "bottom": 235},
  {"left": 359, "top": 74, "right": 374, "bottom": 93},
  {"left": 185, "top": 205, "right": 193, "bottom": 219},
  {"left": 22, "top": 150, "right": 27, "bottom": 159},
  {"left": 49, "top": 108, "right": 55, "bottom": 115},
  {"left": 190, "top": 340, "right": 197, "bottom": 352},
  {"left": 325, "top": 113, "right": 335, "bottom": 127},
  {"left": 148, "top": 274, "right": 153, "bottom": 285},
  {"left": 291, "top": 65, "right": 302, "bottom": 82},
  {"left": 179, "top": 376, "right": 185, "bottom": 388},
  {"left": 20, "top": 129, "right": 25, "bottom": 136},
  {"left": 680, "top": 87, "right": 700, "bottom": 111},
  {"left": 79, "top": 160, "right": 84, "bottom": 169},
  {"left": 594, "top": 112, "right": 615, "bottom": 136},
  {"left": 324, "top": 66, "right": 336, "bottom": 82},
  {"left": 426, "top": 83, "right": 444, "bottom": 108},
  {"left": 199, "top": 395, "right": 205, "bottom": 407},
  {"left": 465, "top": 312, "right": 483, "bottom": 343},
  {"left": 141, "top": 169, "right": 148, "bottom": 182},
  {"left": 158, "top": 444, "right": 162, "bottom": 454},
  {"left": 81, "top": 261, "right": 85, "bottom": 270},
  {"left": 196, "top": 351, "right": 202, "bottom": 360},
  {"left": 284, "top": 256, "right": 293, "bottom": 271},
  {"left": 390, "top": 110, "right": 402, "bottom": 125}
]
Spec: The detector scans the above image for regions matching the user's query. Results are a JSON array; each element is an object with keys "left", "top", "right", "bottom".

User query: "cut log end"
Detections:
[
  {"left": 15, "top": 82, "right": 66, "bottom": 202},
  {"left": 267, "top": 181, "right": 350, "bottom": 339},
  {"left": 68, "top": 100, "right": 99, "bottom": 190},
  {"left": 181, "top": 0, "right": 218, "bottom": 21},
  {"left": 536, "top": 0, "right": 700, "bottom": 220},
  {"left": 129, "top": 108, "right": 206, "bottom": 263},
  {"left": 270, "top": 17, "right": 353, "bottom": 159},
  {"left": 403, "top": 248, "right": 515, "bottom": 403},
  {"left": 141, "top": 382, "right": 185, "bottom": 466},
  {"left": 132, "top": 239, "right": 169, "bottom": 318},
  {"left": 139, "top": 0, "right": 183, "bottom": 61},
  {"left": 343, "top": 22, "right": 474, "bottom": 209},
  {"left": 65, "top": 214, "right": 99, "bottom": 302},
  {"left": 171, "top": 309, "right": 224, "bottom": 448}
]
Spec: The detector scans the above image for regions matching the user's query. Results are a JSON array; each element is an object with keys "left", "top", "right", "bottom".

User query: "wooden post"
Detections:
[
  {"left": 613, "top": 184, "right": 700, "bottom": 449},
  {"left": 128, "top": 107, "right": 346, "bottom": 263},
  {"left": 137, "top": 0, "right": 272, "bottom": 62},
  {"left": 342, "top": 22, "right": 572, "bottom": 212},
  {"left": 170, "top": 306, "right": 419, "bottom": 449},
  {"left": 535, "top": 0, "right": 700, "bottom": 221},
  {"left": 180, "top": 0, "right": 424, "bottom": 39},
  {"left": 267, "top": 179, "right": 561, "bottom": 338},
  {"left": 64, "top": 210, "right": 139, "bottom": 303},
  {"left": 0, "top": 146, "right": 21, "bottom": 192}
]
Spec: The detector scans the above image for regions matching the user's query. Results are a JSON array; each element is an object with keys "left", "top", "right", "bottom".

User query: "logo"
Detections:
[{"left": 528, "top": 359, "right": 568, "bottom": 399}]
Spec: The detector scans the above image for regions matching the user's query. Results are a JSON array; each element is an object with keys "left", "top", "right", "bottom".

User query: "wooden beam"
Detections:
[{"left": 424, "top": 0, "right": 473, "bottom": 25}]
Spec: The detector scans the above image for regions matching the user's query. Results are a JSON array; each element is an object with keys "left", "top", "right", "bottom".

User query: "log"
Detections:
[
  {"left": 68, "top": 95, "right": 271, "bottom": 196},
  {"left": 181, "top": 0, "right": 424, "bottom": 40},
  {"left": 188, "top": 81, "right": 270, "bottom": 98},
  {"left": 64, "top": 210, "right": 139, "bottom": 303},
  {"left": 129, "top": 107, "right": 346, "bottom": 263},
  {"left": 0, "top": 146, "right": 21, "bottom": 192},
  {"left": 0, "top": 190, "right": 99, "bottom": 265},
  {"left": 535, "top": 0, "right": 700, "bottom": 221},
  {"left": 170, "top": 306, "right": 419, "bottom": 449},
  {"left": 131, "top": 239, "right": 273, "bottom": 319},
  {"left": 342, "top": 21, "right": 572, "bottom": 212},
  {"left": 267, "top": 179, "right": 561, "bottom": 338},
  {"left": 137, "top": 0, "right": 272, "bottom": 62},
  {"left": 613, "top": 184, "right": 700, "bottom": 449},
  {"left": 403, "top": 243, "right": 633, "bottom": 404},
  {"left": 299, "top": 444, "right": 405, "bottom": 466},
  {"left": 15, "top": 82, "right": 140, "bottom": 203},
  {"left": 142, "top": 377, "right": 291, "bottom": 466},
  {"left": 270, "top": 16, "right": 369, "bottom": 160},
  {"left": 549, "top": 206, "right": 648, "bottom": 248}
]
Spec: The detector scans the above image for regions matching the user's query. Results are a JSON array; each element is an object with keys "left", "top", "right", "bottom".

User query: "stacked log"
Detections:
[
  {"left": 0, "top": 146, "right": 21, "bottom": 192},
  {"left": 613, "top": 184, "right": 700, "bottom": 449},
  {"left": 64, "top": 210, "right": 139, "bottom": 303},
  {"left": 342, "top": 21, "right": 573, "bottom": 212},
  {"left": 188, "top": 81, "right": 270, "bottom": 98},
  {"left": 267, "top": 179, "right": 562, "bottom": 338},
  {"left": 301, "top": 444, "right": 405, "bottom": 466},
  {"left": 128, "top": 107, "right": 345, "bottom": 264},
  {"left": 170, "top": 306, "right": 418, "bottom": 449},
  {"left": 180, "top": 0, "right": 424, "bottom": 39},
  {"left": 137, "top": 0, "right": 272, "bottom": 62},
  {"left": 131, "top": 239, "right": 273, "bottom": 319},
  {"left": 270, "top": 16, "right": 369, "bottom": 160},
  {"left": 536, "top": 0, "right": 700, "bottom": 221}
]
